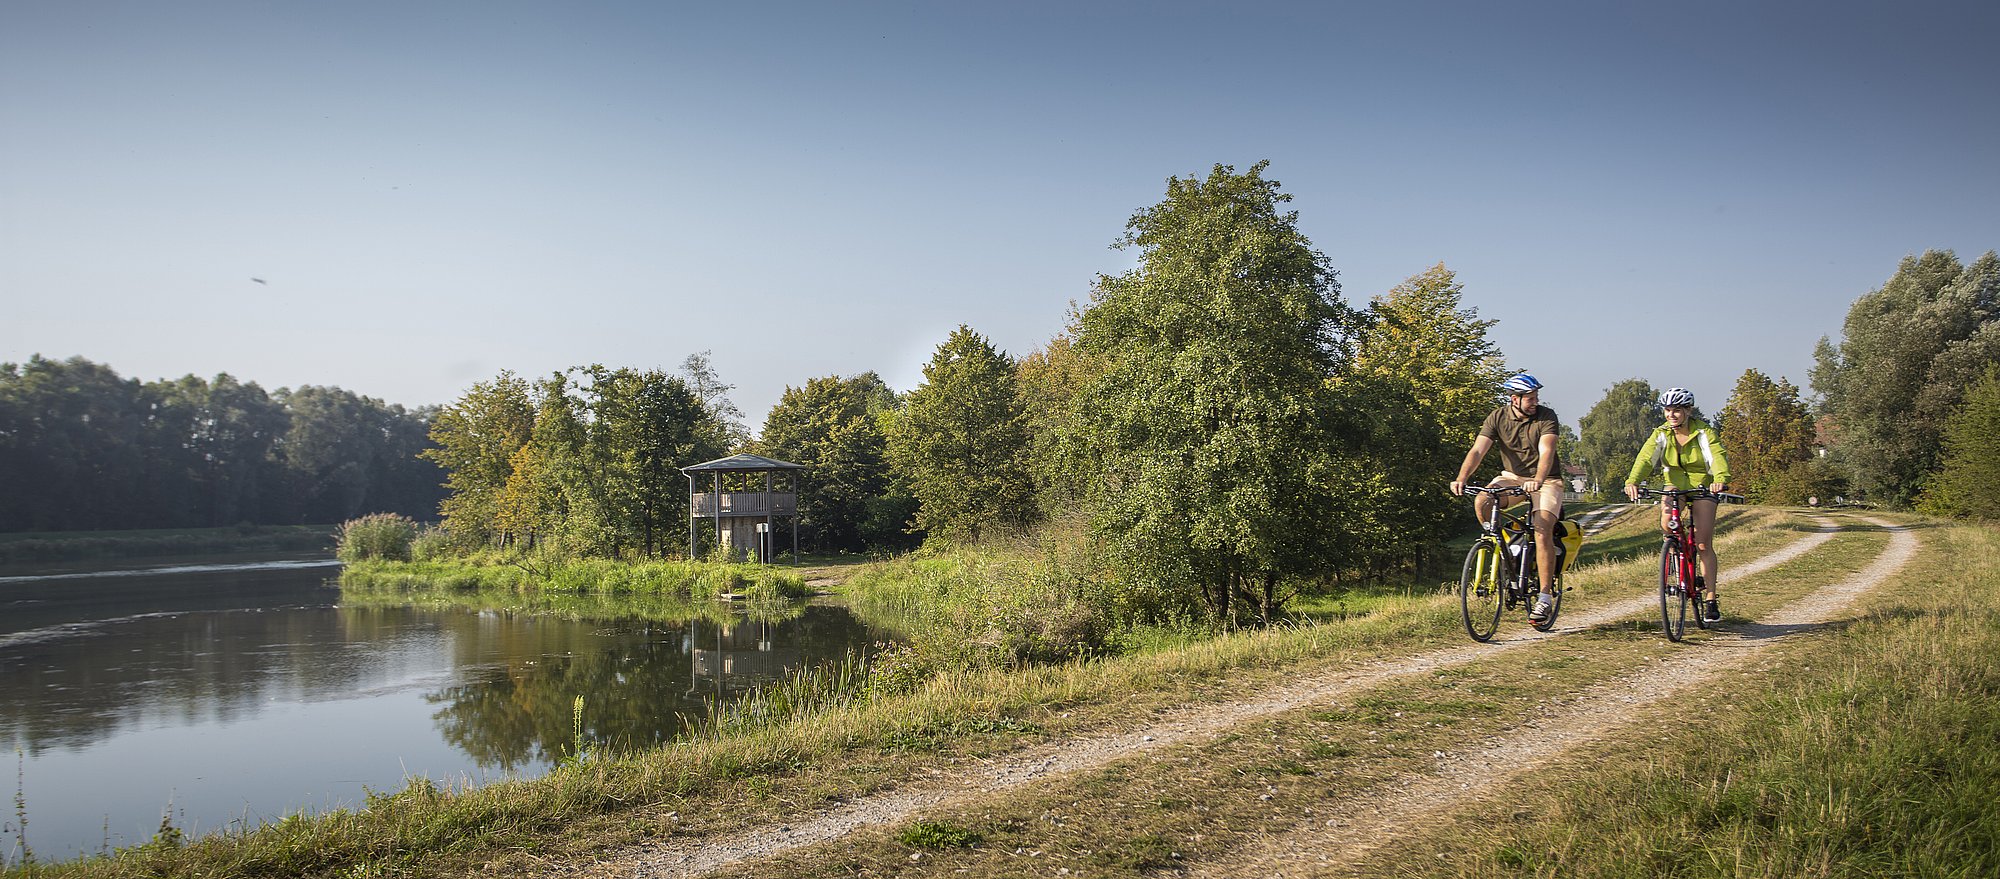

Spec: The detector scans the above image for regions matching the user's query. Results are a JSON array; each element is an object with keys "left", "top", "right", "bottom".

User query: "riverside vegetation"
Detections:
[
  {"left": 7, "top": 507, "right": 1996, "bottom": 878},
  {"left": 9, "top": 166, "right": 1996, "bottom": 876}
]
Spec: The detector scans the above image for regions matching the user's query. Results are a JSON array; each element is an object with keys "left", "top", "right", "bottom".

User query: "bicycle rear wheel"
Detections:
[
  {"left": 1660, "top": 541, "right": 1688, "bottom": 642},
  {"left": 1460, "top": 541, "right": 1503, "bottom": 642}
]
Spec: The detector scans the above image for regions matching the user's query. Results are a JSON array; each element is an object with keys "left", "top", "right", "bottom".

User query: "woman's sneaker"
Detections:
[{"left": 1703, "top": 599, "right": 1721, "bottom": 622}]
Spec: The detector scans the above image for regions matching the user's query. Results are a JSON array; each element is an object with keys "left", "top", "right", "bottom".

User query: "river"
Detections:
[{"left": 0, "top": 554, "right": 885, "bottom": 863}]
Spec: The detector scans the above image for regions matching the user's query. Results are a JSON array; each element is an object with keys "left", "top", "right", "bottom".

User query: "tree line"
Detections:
[
  {"left": 1569, "top": 249, "right": 1998, "bottom": 516},
  {"left": 0, "top": 355, "right": 444, "bottom": 531},
  {"left": 427, "top": 164, "right": 1518, "bottom": 623},
  {"left": 403, "top": 164, "right": 2000, "bottom": 624},
  {"left": 14, "top": 163, "right": 1993, "bottom": 619}
]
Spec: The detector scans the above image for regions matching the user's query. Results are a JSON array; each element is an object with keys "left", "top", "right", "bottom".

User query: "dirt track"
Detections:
[{"left": 562, "top": 516, "right": 1906, "bottom": 878}]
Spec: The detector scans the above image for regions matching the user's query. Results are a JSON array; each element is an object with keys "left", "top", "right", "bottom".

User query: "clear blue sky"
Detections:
[{"left": 5, "top": 1, "right": 1996, "bottom": 432}]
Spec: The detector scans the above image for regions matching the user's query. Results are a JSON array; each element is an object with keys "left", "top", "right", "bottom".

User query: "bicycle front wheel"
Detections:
[
  {"left": 1660, "top": 540, "right": 1688, "bottom": 642},
  {"left": 1461, "top": 540, "right": 1503, "bottom": 642}
]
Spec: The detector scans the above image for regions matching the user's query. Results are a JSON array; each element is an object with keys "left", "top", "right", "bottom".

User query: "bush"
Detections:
[
  {"left": 334, "top": 513, "right": 419, "bottom": 562},
  {"left": 1758, "top": 457, "right": 1849, "bottom": 506}
]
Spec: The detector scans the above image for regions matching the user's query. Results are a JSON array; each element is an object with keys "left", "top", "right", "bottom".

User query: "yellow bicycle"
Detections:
[{"left": 1458, "top": 484, "right": 1579, "bottom": 642}]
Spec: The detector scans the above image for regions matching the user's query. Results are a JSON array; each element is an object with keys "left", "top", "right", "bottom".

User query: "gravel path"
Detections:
[
  {"left": 564, "top": 519, "right": 1853, "bottom": 878},
  {"left": 1193, "top": 517, "right": 1915, "bottom": 877}
]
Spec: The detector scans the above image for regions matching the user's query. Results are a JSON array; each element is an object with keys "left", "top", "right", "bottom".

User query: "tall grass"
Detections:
[{"left": 339, "top": 554, "right": 808, "bottom": 601}]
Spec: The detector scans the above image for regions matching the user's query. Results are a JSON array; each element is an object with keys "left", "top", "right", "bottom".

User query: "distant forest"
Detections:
[{"left": 0, "top": 355, "right": 444, "bottom": 531}]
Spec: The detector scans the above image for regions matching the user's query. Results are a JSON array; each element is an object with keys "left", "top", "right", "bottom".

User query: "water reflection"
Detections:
[{"left": 0, "top": 559, "right": 887, "bottom": 861}]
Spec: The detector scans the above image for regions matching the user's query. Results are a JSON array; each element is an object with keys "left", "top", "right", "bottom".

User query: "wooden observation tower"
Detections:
[{"left": 681, "top": 454, "right": 805, "bottom": 563}]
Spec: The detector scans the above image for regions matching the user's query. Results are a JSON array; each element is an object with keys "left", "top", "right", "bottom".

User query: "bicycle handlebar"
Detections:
[
  {"left": 1458, "top": 483, "right": 1528, "bottom": 498},
  {"left": 1633, "top": 487, "right": 1744, "bottom": 504}
]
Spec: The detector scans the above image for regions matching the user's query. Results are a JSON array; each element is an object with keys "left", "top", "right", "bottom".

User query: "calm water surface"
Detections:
[{"left": 0, "top": 555, "right": 885, "bottom": 863}]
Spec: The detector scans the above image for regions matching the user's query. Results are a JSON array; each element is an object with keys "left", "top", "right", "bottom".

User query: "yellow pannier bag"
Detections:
[
  {"left": 1556, "top": 518, "right": 1583, "bottom": 573},
  {"left": 1502, "top": 517, "right": 1584, "bottom": 574}
]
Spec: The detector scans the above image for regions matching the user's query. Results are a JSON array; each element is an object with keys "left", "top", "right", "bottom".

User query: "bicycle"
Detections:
[
  {"left": 1457, "top": 484, "right": 1575, "bottom": 642},
  {"left": 1633, "top": 486, "right": 1744, "bottom": 641}
]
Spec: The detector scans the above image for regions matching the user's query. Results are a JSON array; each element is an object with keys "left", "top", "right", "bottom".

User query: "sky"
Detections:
[{"left": 5, "top": 1, "right": 1997, "bottom": 433}]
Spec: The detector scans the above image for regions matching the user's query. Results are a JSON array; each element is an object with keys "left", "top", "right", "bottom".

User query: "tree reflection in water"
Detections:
[{"left": 393, "top": 599, "right": 877, "bottom": 771}]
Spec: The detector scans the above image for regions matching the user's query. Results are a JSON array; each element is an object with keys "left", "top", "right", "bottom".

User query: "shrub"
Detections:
[{"left": 334, "top": 513, "right": 420, "bottom": 562}]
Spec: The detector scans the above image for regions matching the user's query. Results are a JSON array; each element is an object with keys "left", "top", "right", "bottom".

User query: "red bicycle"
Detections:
[{"left": 1635, "top": 486, "right": 1742, "bottom": 641}]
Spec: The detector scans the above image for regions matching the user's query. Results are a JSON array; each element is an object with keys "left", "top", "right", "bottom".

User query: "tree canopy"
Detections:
[
  {"left": 1716, "top": 369, "right": 1815, "bottom": 503},
  {"left": 0, "top": 355, "right": 442, "bottom": 531},
  {"left": 1812, "top": 249, "right": 2000, "bottom": 506},
  {"left": 1069, "top": 161, "right": 1356, "bottom": 623},
  {"left": 1917, "top": 365, "right": 2000, "bottom": 519},
  {"left": 1577, "top": 379, "right": 1659, "bottom": 494},
  {"left": 885, "top": 325, "right": 1034, "bottom": 544},
  {"left": 753, "top": 372, "right": 912, "bottom": 552}
]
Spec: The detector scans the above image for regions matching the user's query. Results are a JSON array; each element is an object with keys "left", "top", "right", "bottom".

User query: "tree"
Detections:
[
  {"left": 680, "top": 350, "right": 750, "bottom": 451},
  {"left": 1069, "top": 161, "right": 1356, "bottom": 624},
  {"left": 423, "top": 372, "right": 536, "bottom": 546},
  {"left": 1813, "top": 249, "right": 2000, "bottom": 506},
  {"left": 578, "top": 365, "right": 727, "bottom": 557},
  {"left": 753, "top": 373, "right": 905, "bottom": 552},
  {"left": 1716, "top": 370, "right": 1815, "bottom": 503},
  {"left": 1917, "top": 365, "right": 2000, "bottom": 519},
  {"left": 886, "top": 325, "right": 1035, "bottom": 544},
  {"left": 1346, "top": 263, "right": 1510, "bottom": 563},
  {"left": 1016, "top": 330, "right": 1100, "bottom": 519},
  {"left": 1577, "top": 379, "right": 1660, "bottom": 495}
]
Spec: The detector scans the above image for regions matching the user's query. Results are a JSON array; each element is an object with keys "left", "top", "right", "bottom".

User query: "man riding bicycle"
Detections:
[
  {"left": 1623, "top": 387, "right": 1732, "bottom": 622},
  {"left": 1449, "top": 372, "right": 1565, "bottom": 624}
]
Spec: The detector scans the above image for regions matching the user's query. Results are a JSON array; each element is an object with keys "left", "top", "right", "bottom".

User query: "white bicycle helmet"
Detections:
[
  {"left": 1659, "top": 387, "right": 1696, "bottom": 408},
  {"left": 1500, "top": 372, "right": 1543, "bottom": 395}
]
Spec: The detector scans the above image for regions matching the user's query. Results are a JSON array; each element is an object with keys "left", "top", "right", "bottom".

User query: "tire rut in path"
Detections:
[
  {"left": 565, "top": 521, "right": 1841, "bottom": 878},
  {"left": 1193, "top": 518, "right": 1916, "bottom": 877}
]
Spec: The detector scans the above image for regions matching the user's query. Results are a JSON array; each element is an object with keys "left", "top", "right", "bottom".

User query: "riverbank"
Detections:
[
  {"left": 8, "top": 509, "right": 1992, "bottom": 878},
  {"left": 0, "top": 525, "right": 335, "bottom": 568}
]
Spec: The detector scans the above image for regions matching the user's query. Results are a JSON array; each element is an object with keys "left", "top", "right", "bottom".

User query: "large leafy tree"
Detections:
[
  {"left": 886, "top": 325, "right": 1034, "bottom": 544},
  {"left": 1069, "top": 161, "right": 1356, "bottom": 624},
  {"left": 1347, "top": 263, "right": 1509, "bottom": 562},
  {"left": 578, "top": 365, "right": 726, "bottom": 557},
  {"left": 1577, "top": 379, "right": 1660, "bottom": 495},
  {"left": 1717, "top": 369, "right": 1814, "bottom": 503},
  {"left": 1812, "top": 249, "right": 2000, "bottom": 506},
  {"left": 753, "top": 373, "right": 905, "bottom": 552},
  {"left": 423, "top": 372, "right": 536, "bottom": 545},
  {"left": 1917, "top": 365, "right": 2000, "bottom": 519}
]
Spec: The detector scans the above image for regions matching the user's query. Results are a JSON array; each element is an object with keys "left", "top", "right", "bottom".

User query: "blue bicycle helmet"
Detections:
[{"left": 1500, "top": 372, "right": 1544, "bottom": 395}]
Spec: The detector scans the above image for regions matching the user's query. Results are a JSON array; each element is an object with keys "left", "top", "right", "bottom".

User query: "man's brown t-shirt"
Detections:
[{"left": 1478, "top": 405, "right": 1562, "bottom": 478}]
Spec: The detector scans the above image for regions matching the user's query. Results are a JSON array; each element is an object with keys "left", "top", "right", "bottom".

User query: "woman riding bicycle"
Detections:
[{"left": 1622, "top": 387, "right": 1732, "bottom": 622}]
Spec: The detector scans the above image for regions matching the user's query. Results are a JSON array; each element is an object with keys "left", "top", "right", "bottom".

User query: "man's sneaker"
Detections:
[
  {"left": 1703, "top": 599, "right": 1721, "bottom": 622},
  {"left": 1529, "top": 597, "right": 1553, "bottom": 624}
]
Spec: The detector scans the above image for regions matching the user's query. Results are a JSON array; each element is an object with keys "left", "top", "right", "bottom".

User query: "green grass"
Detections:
[
  {"left": 339, "top": 555, "right": 810, "bottom": 601},
  {"left": 1365, "top": 515, "right": 2000, "bottom": 878},
  {"left": 12, "top": 508, "right": 1972, "bottom": 879}
]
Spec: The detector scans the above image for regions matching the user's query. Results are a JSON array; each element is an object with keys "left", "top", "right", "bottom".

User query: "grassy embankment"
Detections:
[
  {"left": 1364, "top": 514, "right": 2000, "bottom": 878},
  {"left": 0, "top": 525, "right": 334, "bottom": 567},
  {"left": 14, "top": 509, "right": 1991, "bottom": 878}
]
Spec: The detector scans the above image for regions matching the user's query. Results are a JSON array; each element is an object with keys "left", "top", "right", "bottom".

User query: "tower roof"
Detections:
[{"left": 680, "top": 453, "right": 807, "bottom": 473}]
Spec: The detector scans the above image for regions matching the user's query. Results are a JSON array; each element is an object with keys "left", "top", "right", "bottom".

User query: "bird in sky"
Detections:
[{"left": 250, "top": 277, "right": 267, "bottom": 284}]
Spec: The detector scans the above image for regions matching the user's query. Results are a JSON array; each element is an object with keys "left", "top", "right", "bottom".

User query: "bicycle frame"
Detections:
[
  {"left": 1637, "top": 487, "right": 1738, "bottom": 641},
  {"left": 1457, "top": 484, "right": 1559, "bottom": 641}
]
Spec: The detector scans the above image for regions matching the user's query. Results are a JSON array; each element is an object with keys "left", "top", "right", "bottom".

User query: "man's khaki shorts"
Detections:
[{"left": 1489, "top": 471, "right": 1565, "bottom": 518}]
